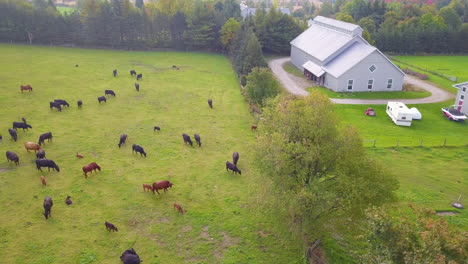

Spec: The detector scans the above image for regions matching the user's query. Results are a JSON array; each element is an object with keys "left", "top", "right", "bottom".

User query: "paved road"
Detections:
[{"left": 268, "top": 57, "right": 454, "bottom": 105}]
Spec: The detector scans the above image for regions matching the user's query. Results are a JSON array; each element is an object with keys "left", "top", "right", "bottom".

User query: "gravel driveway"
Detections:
[{"left": 268, "top": 57, "right": 454, "bottom": 105}]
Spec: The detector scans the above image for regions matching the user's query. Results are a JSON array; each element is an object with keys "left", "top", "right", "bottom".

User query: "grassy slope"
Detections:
[
  {"left": 0, "top": 44, "right": 302, "bottom": 264},
  {"left": 307, "top": 86, "right": 431, "bottom": 99},
  {"left": 56, "top": 6, "right": 73, "bottom": 14}
]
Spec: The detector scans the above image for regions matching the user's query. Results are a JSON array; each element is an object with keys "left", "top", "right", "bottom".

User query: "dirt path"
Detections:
[{"left": 268, "top": 57, "right": 454, "bottom": 105}]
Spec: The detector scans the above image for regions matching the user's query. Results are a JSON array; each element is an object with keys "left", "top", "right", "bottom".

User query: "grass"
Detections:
[
  {"left": 307, "top": 86, "right": 431, "bottom": 99},
  {"left": 282, "top": 62, "right": 303, "bottom": 78},
  {"left": 56, "top": 6, "right": 74, "bottom": 14},
  {"left": 0, "top": 44, "right": 303, "bottom": 263}
]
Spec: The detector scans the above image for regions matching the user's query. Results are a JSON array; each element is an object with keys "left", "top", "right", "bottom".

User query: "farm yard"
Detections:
[{"left": 0, "top": 44, "right": 303, "bottom": 264}]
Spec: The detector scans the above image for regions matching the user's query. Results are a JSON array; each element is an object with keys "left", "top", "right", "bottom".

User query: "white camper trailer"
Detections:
[{"left": 386, "top": 102, "right": 421, "bottom": 126}]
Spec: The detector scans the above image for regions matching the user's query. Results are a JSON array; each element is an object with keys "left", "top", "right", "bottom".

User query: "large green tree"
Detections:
[
  {"left": 220, "top": 17, "right": 240, "bottom": 50},
  {"left": 245, "top": 67, "right": 280, "bottom": 105}
]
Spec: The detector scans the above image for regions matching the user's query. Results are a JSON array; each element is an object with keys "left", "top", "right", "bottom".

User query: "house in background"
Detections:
[
  {"left": 453, "top": 82, "right": 468, "bottom": 114},
  {"left": 290, "top": 16, "right": 405, "bottom": 92},
  {"left": 240, "top": 2, "right": 291, "bottom": 19}
]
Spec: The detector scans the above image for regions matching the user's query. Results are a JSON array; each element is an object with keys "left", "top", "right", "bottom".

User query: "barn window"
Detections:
[
  {"left": 369, "top": 65, "right": 377, "bottom": 73},
  {"left": 347, "top": 80, "right": 353, "bottom": 90},
  {"left": 463, "top": 87, "right": 466, "bottom": 92},
  {"left": 368, "top": 79, "right": 374, "bottom": 89},
  {"left": 387, "top": 79, "right": 393, "bottom": 89},
  {"left": 461, "top": 95, "right": 465, "bottom": 100}
]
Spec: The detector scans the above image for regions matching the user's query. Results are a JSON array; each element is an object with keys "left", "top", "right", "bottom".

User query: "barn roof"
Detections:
[
  {"left": 303, "top": 61, "right": 325, "bottom": 77},
  {"left": 453, "top": 82, "right": 468, "bottom": 89},
  {"left": 322, "top": 42, "right": 376, "bottom": 78}
]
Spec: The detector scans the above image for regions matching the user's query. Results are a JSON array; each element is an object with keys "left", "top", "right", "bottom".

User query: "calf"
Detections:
[
  {"left": 38, "top": 132, "right": 53, "bottom": 145},
  {"left": 142, "top": 184, "right": 153, "bottom": 192},
  {"left": 98, "top": 96, "right": 107, "bottom": 103},
  {"left": 105, "top": 89, "right": 116, "bottom": 96},
  {"left": 77, "top": 100, "right": 83, "bottom": 108},
  {"left": 118, "top": 134, "right": 128, "bottom": 148},
  {"left": 208, "top": 99, "right": 213, "bottom": 109},
  {"left": 130, "top": 70, "right": 136, "bottom": 76},
  {"left": 120, "top": 248, "right": 141, "bottom": 264},
  {"left": 40, "top": 176, "right": 47, "bottom": 186},
  {"left": 226, "top": 161, "right": 241, "bottom": 175},
  {"left": 36, "top": 149, "right": 46, "bottom": 159},
  {"left": 135, "top": 83, "right": 139, "bottom": 92},
  {"left": 153, "top": 126, "right": 160, "bottom": 132},
  {"left": 233, "top": 152, "right": 239, "bottom": 165},
  {"left": 132, "top": 144, "right": 147, "bottom": 157},
  {"left": 65, "top": 196, "right": 72, "bottom": 205},
  {"left": 13, "top": 122, "right": 32, "bottom": 131},
  {"left": 194, "top": 134, "right": 201, "bottom": 147},
  {"left": 105, "top": 221, "right": 118, "bottom": 232},
  {"left": 152, "top": 180, "right": 174, "bottom": 195},
  {"left": 173, "top": 203, "right": 184, "bottom": 214},
  {"left": 6, "top": 151, "right": 19, "bottom": 165},
  {"left": 50, "top": 102, "right": 62, "bottom": 111},
  {"left": 8, "top": 128, "right": 17, "bottom": 142},
  {"left": 113, "top": 69, "right": 117, "bottom": 77},
  {"left": 251, "top": 125, "right": 257, "bottom": 131},
  {"left": 182, "top": 133, "right": 193, "bottom": 147},
  {"left": 136, "top": 73, "right": 142, "bottom": 80},
  {"left": 24, "top": 142, "right": 41, "bottom": 153},
  {"left": 82, "top": 162, "right": 101, "bottom": 178},
  {"left": 43, "top": 196, "right": 53, "bottom": 220},
  {"left": 35, "top": 159, "right": 60, "bottom": 172},
  {"left": 20, "top": 84, "right": 33, "bottom": 92},
  {"left": 76, "top": 153, "right": 84, "bottom": 158},
  {"left": 54, "top": 99, "right": 69, "bottom": 107}
]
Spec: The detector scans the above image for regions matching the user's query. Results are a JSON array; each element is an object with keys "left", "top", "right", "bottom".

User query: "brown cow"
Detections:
[
  {"left": 173, "top": 203, "right": 184, "bottom": 214},
  {"left": 76, "top": 153, "right": 84, "bottom": 158},
  {"left": 82, "top": 162, "right": 101, "bottom": 178},
  {"left": 24, "top": 142, "right": 41, "bottom": 153},
  {"left": 20, "top": 85, "right": 33, "bottom": 92},
  {"left": 251, "top": 125, "right": 257, "bottom": 131},
  {"left": 152, "top": 180, "right": 174, "bottom": 195},
  {"left": 142, "top": 184, "right": 153, "bottom": 192},
  {"left": 40, "top": 176, "right": 47, "bottom": 186}
]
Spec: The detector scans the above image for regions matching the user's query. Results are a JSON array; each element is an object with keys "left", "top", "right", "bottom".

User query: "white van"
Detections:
[{"left": 386, "top": 102, "right": 421, "bottom": 126}]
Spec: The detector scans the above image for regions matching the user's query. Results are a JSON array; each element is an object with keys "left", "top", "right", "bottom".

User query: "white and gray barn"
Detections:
[{"left": 290, "top": 16, "right": 405, "bottom": 92}]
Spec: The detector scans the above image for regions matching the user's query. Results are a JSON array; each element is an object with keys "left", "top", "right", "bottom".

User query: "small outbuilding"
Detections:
[{"left": 453, "top": 82, "right": 468, "bottom": 114}]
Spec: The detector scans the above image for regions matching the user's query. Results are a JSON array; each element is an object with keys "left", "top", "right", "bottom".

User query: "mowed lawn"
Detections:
[{"left": 0, "top": 44, "right": 302, "bottom": 264}]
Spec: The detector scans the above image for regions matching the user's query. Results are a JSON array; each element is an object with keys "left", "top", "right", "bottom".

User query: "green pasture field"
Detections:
[
  {"left": 0, "top": 44, "right": 303, "bottom": 264},
  {"left": 56, "top": 6, "right": 74, "bottom": 14}
]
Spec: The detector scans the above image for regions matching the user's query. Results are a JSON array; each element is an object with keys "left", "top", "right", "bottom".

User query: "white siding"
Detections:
[
  {"left": 455, "top": 84, "right": 468, "bottom": 114},
  {"left": 290, "top": 46, "right": 321, "bottom": 70}
]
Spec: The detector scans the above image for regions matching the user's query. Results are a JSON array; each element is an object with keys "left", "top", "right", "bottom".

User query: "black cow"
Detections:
[
  {"left": 50, "top": 102, "right": 62, "bottom": 111},
  {"left": 98, "top": 96, "right": 107, "bottom": 103},
  {"left": 136, "top": 73, "right": 142, "bottom": 80},
  {"left": 130, "top": 70, "right": 136, "bottom": 76},
  {"left": 105, "top": 90, "right": 116, "bottom": 96},
  {"left": 226, "top": 161, "right": 241, "bottom": 175},
  {"left": 118, "top": 134, "right": 128, "bottom": 148},
  {"left": 132, "top": 144, "right": 147, "bottom": 157},
  {"left": 153, "top": 126, "right": 160, "bottom": 132},
  {"left": 233, "top": 152, "right": 239, "bottom": 165},
  {"left": 54, "top": 99, "right": 70, "bottom": 107},
  {"left": 35, "top": 159, "right": 60, "bottom": 172},
  {"left": 182, "top": 133, "right": 193, "bottom": 147},
  {"left": 0, "top": 134, "right": 2, "bottom": 140},
  {"left": 194, "top": 134, "right": 201, "bottom": 147},
  {"left": 13, "top": 122, "right": 32, "bottom": 131},
  {"left": 172, "top": 65, "right": 177, "bottom": 69},
  {"left": 77, "top": 100, "right": 83, "bottom": 108},
  {"left": 135, "top": 83, "right": 139, "bottom": 92},
  {"left": 36, "top": 149, "right": 46, "bottom": 159},
  {"left": 6, "top": 151, "right": 19, "bottom": 165},
  {"left": 38, "top": 132, "right": 53, "bottom": 145},
  {"left": 113, "top": 69, "right": 117, "bottom": 77},
  {"left": 208, "top": 99, "right": 213, "bottom": 109},
  {"left": 120, "top": 248, "right": 141, "bottom": 264},
  {"left": 8, "top": 128, "right": 17, "bottom": 141},
  {"left": 43, "top": 196, "right": 53, "bottom": 220}
]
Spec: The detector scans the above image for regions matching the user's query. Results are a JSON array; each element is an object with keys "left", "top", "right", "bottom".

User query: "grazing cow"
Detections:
[
  {"left": 54, "top": 99, "right": 70, "bottom": 107},
  {"left": 40, "top": 176, "right": 47, "bottom": 186},
  {"left": 153, "top": 126, "right": 160, "bottom": 132},
  {"left": 113, "top": 69, "right": 117, "bottom": 77},
  {"left": 130, "top": 70, "right": 136, "bottom": 76},
  {"left": 118, "top": 134, "right": 128, "bottom": 148},
  {"left": 35, "top": 159, "right": 60, "bottom": 172},
  {"left": 142, "top": 184, "right": 153, "bottom": 192},
  {"left": 132, "top": 144, "right": 146, "bottom": 157},
  {"left": 0, "top": 134, "right": 2, "bottom": 140},
  {"left": 226, "top": 161, "right": 241, "bottom": 175},
  {"left": 194, "top": 134, "right": 201, "bottom": 147},
  {"left": 50, "top": 102, "right": 62, "bottom": 111},
  {"left": 8, "top": 128, "right": 17, "bottom": 142},
  {"left": 76, "top": 153, "right": 84, "bottom": 158},
  {"left": 20, "top": 84, "right": 33, "bottom": 92},
  {"left": 120, "top": 248, "right": 141, "bottom": 264},
  {"left": 77, "top": 100, "right": 83, "bottom": 108},
  {"left": 105, "top": 89, "right": 116, "bottom": 96},
  {"left": 6, "top": 151, "right": 19, "bottom": 165},
  {"left": 43, "top": 196, "right": 53, "bottom": 220},
  {"left": 136, "top": 73, "right": 142, "bottom": 80},
  {"left": 152, "top": 180, "right": 174, "bottom": 195},
  {"left": 25, "top": 142, "right": 41, "bottom": 153},
  {"left": 13, "top": 122, "right": 32, "bottom": 131},
  {"left": 98, "top": 96, "right": 107, "bottom": 103},
  {"left": 75, "top": 64, "right": 79, "bottom": 67},
  {"left": 82, "top": 162, "right": 101, "bottom": 178},
  {"left": 172, "top": 65, "right": 177, "bottom": 69},
  {"left": 38, "top": 132, "right": 53, "bottom": 145},
  {"left": 65, "top": 196, "right": 72, "bottom": 205},
  {"left": 233, "top": 152, "right": 239, "bottom": 165},
  {"left": 105, "top": 221, "right": 118, "bottom": 232},
  {"left": 251, "top": 125, "right": 257, "bottom": 131},
  {"left": 173, "top": 203, "right": 184, "bottom": 214},
  {"left": 208, "top": 99, "right": 213, "bottom": 109},
  {"left": 182, "top": 133, "right": 193, "bottom": 147},
  {"left": 135, "top": 83, "right": 139, "bottom": 92},
  {"left": 36, "top": 149, "right": 46, "bottom": 159}
]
